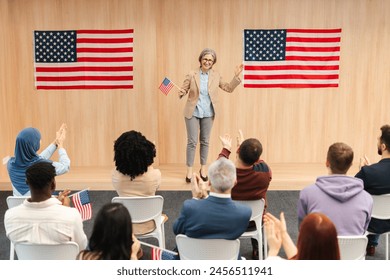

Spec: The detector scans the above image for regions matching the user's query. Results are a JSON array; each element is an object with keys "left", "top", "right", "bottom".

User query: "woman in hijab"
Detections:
[{"left": 7, "top": 123, "right": 70, "bottom": 196}]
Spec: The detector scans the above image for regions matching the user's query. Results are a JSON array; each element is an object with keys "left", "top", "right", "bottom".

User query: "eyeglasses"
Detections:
[{"left": 202, "top": 58, "right": 214, "bottom": 63}]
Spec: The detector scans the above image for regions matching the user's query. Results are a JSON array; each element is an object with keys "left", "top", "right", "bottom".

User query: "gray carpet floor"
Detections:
[{"left": 0, "top": 190, "right": 385, "bottom": 260}]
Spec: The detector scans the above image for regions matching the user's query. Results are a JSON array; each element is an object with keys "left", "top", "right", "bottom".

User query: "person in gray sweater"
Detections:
[{"left": 297, "top": 142, "right": 373, "bottom": 235}]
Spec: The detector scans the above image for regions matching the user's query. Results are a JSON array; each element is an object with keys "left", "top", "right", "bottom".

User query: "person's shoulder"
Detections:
[
  {"left": 77, "top": 250, "right": 101, "bottom": 260},
  {"left": 300, "top": 183, "right": 319, "bottom": 196},
  {"left": 188, "top": 69, "right": 198, "bottom": 76},
  {"left": 233, "top": 201, "right": 252, "bottom": 214},
  {"left": 148, "top": 166, "right": 161, "bottom": 177},
  {"left": 253, "top": 160, "right": 271, "bottom": 172}
]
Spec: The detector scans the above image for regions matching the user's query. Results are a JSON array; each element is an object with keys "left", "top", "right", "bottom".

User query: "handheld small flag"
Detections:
[
  {"left": 158, "top": 77, "right": 174, "bottom": 95},
  {"left": 72, "top": 189, "right": 92, "bottom": 221},
  {"left": 139, "top": 241, "right": 179, "bottom": 260},
  {"left": 151, "top": 247, "right": 179, "bottom": 260}
]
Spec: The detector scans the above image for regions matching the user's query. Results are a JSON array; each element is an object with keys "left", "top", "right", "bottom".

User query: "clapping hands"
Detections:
[
  {"left": 191, "top": 173, "right": 208, "bottom": 199},
  {"left": 219, "top": 129, "right": 244, "bottom": 151},
  {"left": 54, "top": 123, "right": 67, "bottom": 148}
]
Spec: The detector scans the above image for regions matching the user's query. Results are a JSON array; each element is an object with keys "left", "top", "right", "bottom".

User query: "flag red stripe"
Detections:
[
  {"left": 244, "top": 65, "right": 339, "bottom": 71},
  {"left": 286, "top": 56, "right": 340, "bottom": 61},
  {"left": 245, "top": 74, "right": 339, "bottom": 80},
  {"left": 286, "top": 46, "right": 340, "bottom": 52},
  {"left": 36, "top": 66, "right": 133, "bottom": 72},
  {"left": 287, "top": 28, "right": 342, "bottom": 33},
  {"left": 244, "top": 83, "right": 339, "bottom": 88},
  {"left": 37, "top": 85, "right": 133, "bottom": 89},
  {"left": 34, "top": 29, "right": 134, "bottom": 90},
  {"left": 77, "top": 38, "right": 133, "bottom": 44},
  {"left": 77, "top": 29, "right": 134, "bottom": 34},
  {"left": 77, "top": 47, "right": 133, "bottom": 53},
  {"left": 286, "top": 37, "right": 341, "bottom": 43},
  {"left": 77, "top": 57, "right": 133, "bottom": 62},
  {"left": 37, "top": 76, "right": 133, "bottom": 81}
]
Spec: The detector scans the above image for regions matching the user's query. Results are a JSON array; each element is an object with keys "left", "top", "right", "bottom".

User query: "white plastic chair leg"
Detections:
[
  {"left": 10, "top": 242, "right": 15, "bottom": 260},
  {"left": 386, "top": 234, "right": 389, "bottom": 260}
]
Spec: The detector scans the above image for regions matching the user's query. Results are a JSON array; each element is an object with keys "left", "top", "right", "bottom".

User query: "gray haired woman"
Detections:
[{"left": 179, "top": 48, "right": 243, "bottom": 183}]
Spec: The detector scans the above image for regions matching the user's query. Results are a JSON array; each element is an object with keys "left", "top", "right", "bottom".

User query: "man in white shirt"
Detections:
[{"left": 4, "top": 161, "right": 87, "bottom": 251}]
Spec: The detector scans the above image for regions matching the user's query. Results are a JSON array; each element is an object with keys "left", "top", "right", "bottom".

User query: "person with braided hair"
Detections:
[{"left": 112, "top": 130, "right": 161, "bottom": 197}]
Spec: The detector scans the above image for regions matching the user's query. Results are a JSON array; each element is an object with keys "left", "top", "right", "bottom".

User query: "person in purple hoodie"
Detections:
[{"left": 297, "top": 142, "right": 373, "bottom": 236}]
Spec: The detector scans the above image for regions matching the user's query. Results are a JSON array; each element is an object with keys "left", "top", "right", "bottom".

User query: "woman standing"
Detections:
[{"left": 179, "top": 48, "right": 243, "bottom": 182}]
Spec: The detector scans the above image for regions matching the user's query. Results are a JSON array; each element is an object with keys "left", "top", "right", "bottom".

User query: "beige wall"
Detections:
[{"left": 1, "top": 0, "right": 389, "bottom": 180}]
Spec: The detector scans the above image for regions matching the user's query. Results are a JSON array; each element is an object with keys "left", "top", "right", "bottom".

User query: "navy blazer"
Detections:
[
  {"left": 356, "top": 158, "right": 390, "bottom": 195},
  {"left": 173, "top": 195, "right": 252, "bottom": 240}
]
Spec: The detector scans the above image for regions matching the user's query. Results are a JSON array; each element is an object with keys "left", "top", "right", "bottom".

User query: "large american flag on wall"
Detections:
[
  {"left": 243, "top": 28, "right": 341, "bottom": 88},
  {"left": 33, "top": 29, "right": 133, "bottom": 90}
]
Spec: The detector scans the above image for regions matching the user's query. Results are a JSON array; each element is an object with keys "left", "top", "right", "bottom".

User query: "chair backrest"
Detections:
[
  {"left": 337, "top": 235, "right": 368, "bottom": 260},
  {"left": 371, "top": 194, "right": 390, "bottom": 219},
  {"left": 14, "top": 242, "right": 79, "bottom": 260},
  {"left": 175, "top": 234, "right": 240, "bottom": 260},
  {"left": 111, "top": 196, "right": 164, "bottom": 223},
  {"left": 6, "top": 196, "right": 28, "bottom": 209},
  {"left": 234, "top": 199, "right": 265, "bottom": 224}
]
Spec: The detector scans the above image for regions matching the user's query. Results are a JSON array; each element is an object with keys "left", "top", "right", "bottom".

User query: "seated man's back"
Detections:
[
  {"left": 173, "top": 194, "right": 251, "bottom": 239},
  {"left": 4, "top": 161, "right": 87, "bottom": 250},
  {"left": 173, "top": 157, "right": 251, "bottom": 240},
  {"left": 5, "top": 197, "right": 87, "bottom": 248},
  {"left": 298, "top": 175, "right": 372, "bottom": 235},
  {"left": 298, "top": 143, "right": 373, "bottom": 235}
]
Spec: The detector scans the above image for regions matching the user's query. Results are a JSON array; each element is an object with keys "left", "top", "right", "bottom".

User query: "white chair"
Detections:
[
  {"left": 14, "top": 242, "right": 79, "bottom": 260},
  {"left": 176, "top": 234, "right": 240, "bottom": 260},
  {"left": 366, "top": 194, "right": 390, "bottom": 260},
  {"left": 337, "top": 235, "right": 368, "bottom": 260},
  {"left": 6, "top": 196, "right": 28, "bottom": 260},
  {"left": 112, "top": 195, "right": 166, "bottom": 248},
  {"left": 234, "top": 199, "right": 266, "bottom": 260}
]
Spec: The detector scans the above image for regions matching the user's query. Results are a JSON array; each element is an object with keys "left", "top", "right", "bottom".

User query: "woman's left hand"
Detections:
[{"left": 131, "top": 235, "right": 141, "bottom": 260}]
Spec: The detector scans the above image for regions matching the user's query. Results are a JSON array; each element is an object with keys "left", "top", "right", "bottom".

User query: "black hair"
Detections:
[
  {"left": 114, "top": 130, "right": 156, "bottom": 180},
  {"left": 25, "top": 161, "right": 56, "bottom": 190},
  {"left": 380, "top": 125, "right": 390, "bottom": 149},
  {"left": 88, "top": 203, "right": 133, "bottom": 260},
  {"left": 239, "top": 138, "right": 263, "bottom": 166}
]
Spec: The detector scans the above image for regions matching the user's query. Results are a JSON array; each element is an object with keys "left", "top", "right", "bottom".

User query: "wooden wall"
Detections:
[{"left": 1, "top": 0, "right": 389, "bottom": 180}]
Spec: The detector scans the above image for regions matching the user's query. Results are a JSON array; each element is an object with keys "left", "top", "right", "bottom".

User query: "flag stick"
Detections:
[
  {"left": 139, "top": 241, "right": 178, "bottom": 255},
  {"left": 169, "top": 80, "right": 181, "bottom": 91},
  {"left": 68, "top": 188, "right": 91, "bottom": 198}
]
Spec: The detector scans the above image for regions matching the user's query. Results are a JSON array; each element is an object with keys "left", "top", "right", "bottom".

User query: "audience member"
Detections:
[
  {"left": 7, "top": 124, "right": 70, "bottom": 196},
  {"left": 298, "top": 142, "right": 372, "bottom": 235},
  {"left": 112, "top": 130, "right": 164, "bottom": 235},
  {"left": 112, "top": 130, "right": 161, "bottom": 197},
  {"left": 264, "top": 212, "right": 340, "bottom": 260},
  {"left": 218, "top": 131, "right": 271, "bottom": 259},
  {"left": 77, "top": 203, "right": 140, "bottom": 260},
  {"left": 4, "top": 161, "right": 87, "bottom": 250},
  {"left": 355, "top": 124, "right": 390, "bottom": 256},
  {"left": 173, "top": 157, "right": 251, "bottom": 242}
]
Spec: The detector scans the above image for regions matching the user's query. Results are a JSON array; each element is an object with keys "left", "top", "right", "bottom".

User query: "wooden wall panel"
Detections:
[{"left": 1, "top": 0, "right": 389, "bottom": 181}]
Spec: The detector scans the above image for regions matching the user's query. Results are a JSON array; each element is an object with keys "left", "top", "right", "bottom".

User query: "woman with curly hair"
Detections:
[{"left": 112, "top": 130, "right": 161, "bottom": 197}]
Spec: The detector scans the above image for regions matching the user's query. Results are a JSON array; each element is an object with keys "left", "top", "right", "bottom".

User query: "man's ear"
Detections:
[
  {"left": 325, "top": 160, "right": 330, "bottom": 168},
  {"left": 50, "top": 180, "right": 56, "bottom": 192}
]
